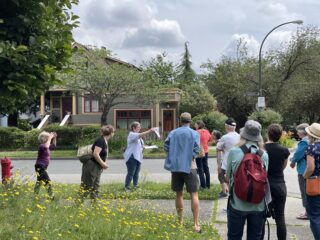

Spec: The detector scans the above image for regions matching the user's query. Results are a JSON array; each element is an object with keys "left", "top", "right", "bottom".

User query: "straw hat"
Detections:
[{"left": 305, "top": 123, "right": 320, "bottom": 139}]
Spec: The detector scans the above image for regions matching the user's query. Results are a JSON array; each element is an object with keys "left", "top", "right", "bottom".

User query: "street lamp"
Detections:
[{"left": 257, "top": 20, "right": 303, "bottom": 109}]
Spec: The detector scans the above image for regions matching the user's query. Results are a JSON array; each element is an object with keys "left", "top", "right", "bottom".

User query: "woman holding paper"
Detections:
[{"left": 123, "top": 122, "right": 155, "bottom": 191}]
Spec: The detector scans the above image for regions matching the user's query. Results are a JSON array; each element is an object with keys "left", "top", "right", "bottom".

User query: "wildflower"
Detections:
[
  {"left": 74, "top": 224, "right": 80, "bottom": 228},
  {"left": 28, "top": 230, "right": 34, "bottom": 234},
  {"left": 26, "top": 208, "right": 32, "bottom": 213},
  {"left": 32, "top": 237, "right": 38, "bottom": 240},
  {"left": 58, "top": 233, "right": 62, "bottom": 237}
]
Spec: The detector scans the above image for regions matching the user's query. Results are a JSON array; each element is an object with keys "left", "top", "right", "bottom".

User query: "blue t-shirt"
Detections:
[{"left": 306, "top": 142, "right": 320, "bottom": 177}]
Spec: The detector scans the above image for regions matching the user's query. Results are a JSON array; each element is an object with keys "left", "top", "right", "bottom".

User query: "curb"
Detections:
[{"left": 10, "top": 155, "right": 218, "bottom": 160}]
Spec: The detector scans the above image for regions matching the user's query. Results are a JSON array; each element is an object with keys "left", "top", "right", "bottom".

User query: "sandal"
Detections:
[
  {"left": 296, "top": 213, "right": 309, "bottom": 220},
  {"left": 193, "top": 226, "right": 202, "bottom": 234}
]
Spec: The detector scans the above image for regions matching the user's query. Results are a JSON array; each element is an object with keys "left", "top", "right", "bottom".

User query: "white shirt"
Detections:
[
  {"left": 216, "top": 131, "right": 240, "bottom": 170},
  {"left": 123, "top": 132, "right": 144, "bottom": 163}
]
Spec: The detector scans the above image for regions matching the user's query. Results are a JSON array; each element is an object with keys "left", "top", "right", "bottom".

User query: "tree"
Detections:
[
  {"left": 202, "top": 54, "right": 258, "bottom": 127},
  {"left": 0, "top": 0, "right": 79, "bottom": 122},
  {"left": 177, "top": 42, "right": 196, "bottom": 85},
  {"left": 142, "top": 52, "right": 178, "bottom": 86},
  {"left": 179, "top": 83, "right": 217, "bottom": 117},
  {"left": 64, "top": 47, "right": 161, "bottom": 125}
]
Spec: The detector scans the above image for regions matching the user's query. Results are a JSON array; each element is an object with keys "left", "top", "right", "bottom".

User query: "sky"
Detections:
[{"left": 72, "top": 0, "right": 320, "bottom": 71}]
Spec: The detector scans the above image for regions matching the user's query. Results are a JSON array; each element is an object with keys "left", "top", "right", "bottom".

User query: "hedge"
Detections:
[{"left": 0, "top": 126, "right": 129, "bottom": 152}]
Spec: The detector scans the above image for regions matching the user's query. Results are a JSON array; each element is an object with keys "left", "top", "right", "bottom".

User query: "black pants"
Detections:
[
  {"left": 196, "top": 153, "right": 210, "bottom": 188},
  {"left": 269, "top": 181, "right": 287, "bottom": 240}
]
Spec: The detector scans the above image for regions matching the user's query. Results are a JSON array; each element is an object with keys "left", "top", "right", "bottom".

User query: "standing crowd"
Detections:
[{"left": 33, "top": 112, "right": 320, "bottom": 239}]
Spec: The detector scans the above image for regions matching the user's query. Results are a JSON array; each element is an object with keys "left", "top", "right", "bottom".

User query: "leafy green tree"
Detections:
[
  {"left": 179, "top": 83, "right": 217, "bottom": 117},
  {"left": 264, "top": 26, "right": 320, "bottom": 123},
  {"left": 142, "top": 52, "right": 178, "bottom": 86},
  {"left": 177, "top": 42, "right": 196, "bottom": 85},
  {"left": 0, "top": 0, "right": 79, "bottom": 123},
  {"left": 202, "top": 53, "right": 258, "bottom": 127},
  {"left": 64, "top": 47, "right": 161, "bottom": 125}
]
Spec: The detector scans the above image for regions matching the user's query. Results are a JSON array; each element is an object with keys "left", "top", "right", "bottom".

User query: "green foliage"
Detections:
[
  {"left": 17, "top": 119, "right": 32, "bottom": 131},
  {"left": 64, "top": 47, "right": 161, "bottom": 125},
  {"left": 179, "top": 84, "right": 217, "bottom": 117},
  {"left": 0, "top": 125, "right": 128, "bottom": 152},
  {"left": 24, "top": 129, "right": 41, "bottom": 150},
  {"left": 0, "top": 182, "right": 220, "bottom": 240},
  {"left": 279, "top": 133, "right": 296, "bottom": 148},
  {"left": 193, "top": 111, "right": 228, "bottom": 133},
  {"left": 248, "top": 108, "right": 283, "bottom": 129},
  {"left": 0, "top": 0, "right": 79, "bottom": 114},
  {"left": 249, "top": 109, "right": 283, "bottom": 140},
  {"left": 142, "top": 52, "right": 178, "bottom": 86},
  {"left": 0, "top": 127, "right": 25, "bottom": 150},
  {"left": 177, "top": 42, "right": 196, "bottom": 84}
]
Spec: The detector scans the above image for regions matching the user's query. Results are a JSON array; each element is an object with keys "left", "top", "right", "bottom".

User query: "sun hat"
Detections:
[
  {"left": 296, "top": 123, "right": 309, "bottom": 134},
  {"left": 225, "top": 118, "right": 236, "bottom": 126},
  {"left": 305, "top": 123, "right": 320, "bottom": 139},
  {"left": 180, "top": 112, "right": 192, "bottom": 123},
  {"left": 240, "top": 120, "right": 263, "bottom": 142}
]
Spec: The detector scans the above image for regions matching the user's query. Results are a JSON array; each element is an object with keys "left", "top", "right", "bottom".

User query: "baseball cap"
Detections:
[{"left": 225, "top": 118, "right": 236, "bottom": 126}]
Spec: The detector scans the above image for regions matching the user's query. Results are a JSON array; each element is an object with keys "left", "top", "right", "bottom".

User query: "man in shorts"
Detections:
[
  {"left": 216, "top": 118, "right": 240, "bottom": 198},
  {"left": 164, "top": 112, "right": 201, "bottom": 233}
]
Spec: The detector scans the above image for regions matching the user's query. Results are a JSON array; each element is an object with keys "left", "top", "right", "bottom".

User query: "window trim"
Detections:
[
  {"left": 82, "top": 95, "right": 102, "bottom": 114},
  {"left": 114, "top": 109, "right": 153, "bottom": 130}
]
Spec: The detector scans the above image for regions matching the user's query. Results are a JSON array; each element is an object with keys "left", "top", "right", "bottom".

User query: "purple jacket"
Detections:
[{"left": 35, "top": 144, "right": 55, "bottom": 167}]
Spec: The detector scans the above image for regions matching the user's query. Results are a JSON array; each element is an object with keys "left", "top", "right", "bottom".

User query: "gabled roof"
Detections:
[{"left": 72, "top": 42, "right": 141, "bottom": 70}]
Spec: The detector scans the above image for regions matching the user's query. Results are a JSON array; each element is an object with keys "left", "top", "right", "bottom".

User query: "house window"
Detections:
[
  {"left": 116, "top": 110, "right": 151, "bottom": 130},
  {"left": 84, "top": 95, "right": 100, "bottom": 113}
]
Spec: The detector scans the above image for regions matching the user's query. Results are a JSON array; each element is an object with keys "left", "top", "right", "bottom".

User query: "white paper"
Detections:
[
  {"left": 153, "top": 127, "right": 160, "bottom": 139},
  {"left": 144, "top": 145, "right": 158, "bottom": 149}
]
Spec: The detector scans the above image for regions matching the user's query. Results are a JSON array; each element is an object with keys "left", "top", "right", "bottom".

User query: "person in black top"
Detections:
[
  {"left": 264, "top": 124, "right": 290, "bottom": 240},
  {"left": 79, "top": 124, "right": 115, "bottom": 200}
]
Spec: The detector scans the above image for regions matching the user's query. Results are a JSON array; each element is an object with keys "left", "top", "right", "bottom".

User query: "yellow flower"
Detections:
[
  {"left": 74, "top": 224, "right": 80, "bottom": 228},
  {"left": 26, "top": 208, "right": 32, "bottom": 213},
  {"left": 28, "top": 230, "right": 34, "bottom": 234},
  {"left": 32, "top": 237, "right": 38, "bottom": 240},
  {"left": 58, "top": 233, "right": 62, "bottom": 237}
]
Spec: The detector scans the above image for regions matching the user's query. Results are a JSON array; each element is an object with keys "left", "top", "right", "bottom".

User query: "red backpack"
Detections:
[{"left": 233, "top": 145, "right": 267, "bottom": 204}]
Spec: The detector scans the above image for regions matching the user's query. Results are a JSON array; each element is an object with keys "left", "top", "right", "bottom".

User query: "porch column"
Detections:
[
  {"left": 40, "top": 94, "right": 45, "bottom": 116},
  {"left": 155, "top": 103, "right": 160, "bottom": 127},
  {"left": 72, "top": 93, "right": 76, "bottom": 115}
]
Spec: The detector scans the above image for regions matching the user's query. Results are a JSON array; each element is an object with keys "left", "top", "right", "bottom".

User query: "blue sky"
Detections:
[{"left": 72, "top": 0, "right": 320, "bottom": 71}]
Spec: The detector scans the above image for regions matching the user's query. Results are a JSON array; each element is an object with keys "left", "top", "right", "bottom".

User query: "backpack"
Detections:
[
  {"left": 233, "top": 145, "right": 267, "bottom": 204},
  {"left": 77, "top": 144, "right": 93, "bottom": 163}
]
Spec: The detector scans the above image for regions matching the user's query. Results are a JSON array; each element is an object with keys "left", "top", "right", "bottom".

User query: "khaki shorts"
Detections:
[{"left": 171, "top": 169, "right": 199, "bottom": 193}]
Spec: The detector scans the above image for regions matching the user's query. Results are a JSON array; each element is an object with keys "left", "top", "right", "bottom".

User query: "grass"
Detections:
[
  {"left": 0, "top": 180, "right": 221, "bottom": 240},
  {"left": 0, "top": 149, "right": 217, "bottom": 158}
]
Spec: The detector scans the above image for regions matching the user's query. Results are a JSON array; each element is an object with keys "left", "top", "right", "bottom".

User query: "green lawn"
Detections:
[
  {"left": 0, "top": 181, "right": 221, "bottom": 240},
  {"left": 0, "top": 149, "right": 217, "bottom": 158}
]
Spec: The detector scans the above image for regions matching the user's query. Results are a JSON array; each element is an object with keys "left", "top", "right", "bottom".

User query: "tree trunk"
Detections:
[
  {"left": 100, "top": 108, "right": 109, "bottom": 126},
  {"left": 8, "top": 112, "right": 18, "bottom": 127}
]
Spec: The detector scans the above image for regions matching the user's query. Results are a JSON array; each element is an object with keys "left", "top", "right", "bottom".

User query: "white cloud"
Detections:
[{"left": 122, "top": 19, "right": 186, "bottom": 48}]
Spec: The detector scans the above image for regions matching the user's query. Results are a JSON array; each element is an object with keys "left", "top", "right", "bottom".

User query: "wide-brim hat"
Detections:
[
  {"left": 240, "top": 120, "right": 263, "bottom": 142},
  {"left": 306, "top": 123, "right": 320, "bottom": 139}
]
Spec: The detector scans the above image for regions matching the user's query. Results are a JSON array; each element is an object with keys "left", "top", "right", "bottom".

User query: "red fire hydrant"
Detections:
[{"left": 1, "top": 157, "right": 13, "bottom": 184}]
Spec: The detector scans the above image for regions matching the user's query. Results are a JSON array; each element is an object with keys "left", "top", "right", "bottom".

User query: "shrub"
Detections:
[
  {"left": 24, "top": 129, "right": 41, "bottom": 150},
  {"left": 279, "top": 132, "right": 296, "bottom": 148},
  {"left": 249, "top": 108, "right": 283, "bottom": 140},
  {"left": 108, "top": 129, "right": 128, "bottom": 153},
  {"left": 43, "top": 125, "right": 82, "bottom": 150},
  {"left": 17, "top": 119, "right": 32, "bottom": 131},
  {"left": 0, "top": 127, "right": 25, "bottom": 150},
  {"left": 193, "top": 111, "right": 228, "bottom": 133}
]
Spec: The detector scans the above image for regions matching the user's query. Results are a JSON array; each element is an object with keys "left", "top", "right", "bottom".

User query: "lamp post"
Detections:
[{"left": 257, "top": 20, "right": 303, "bottom": 109}]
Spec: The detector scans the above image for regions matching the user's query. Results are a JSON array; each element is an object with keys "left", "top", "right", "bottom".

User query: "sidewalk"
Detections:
[{"left": 215, "top": 196, "right": 313, "bottom": 240}]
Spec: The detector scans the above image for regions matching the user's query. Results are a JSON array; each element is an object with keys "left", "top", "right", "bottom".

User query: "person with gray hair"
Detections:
[{"left": 290, "top": 123, "right": 309, "bottom": 220}]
